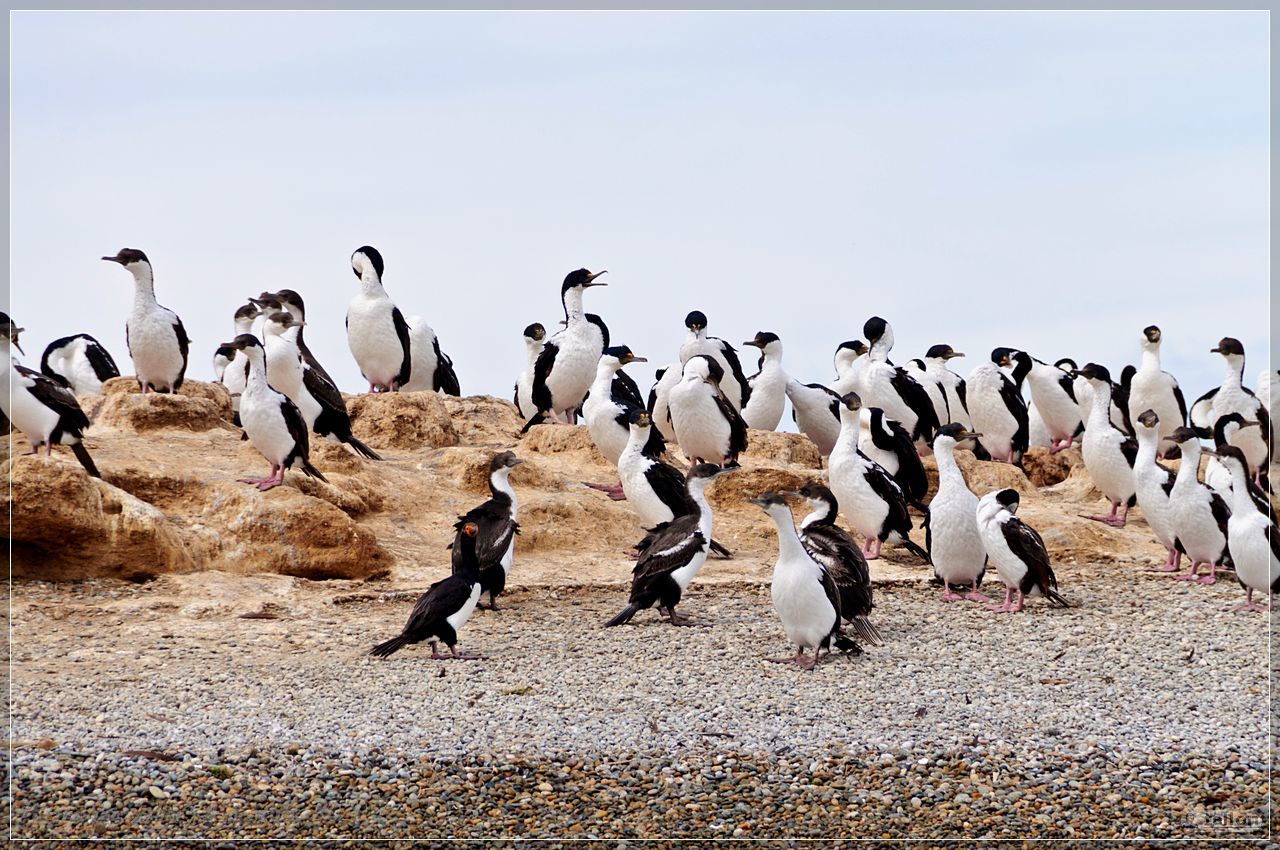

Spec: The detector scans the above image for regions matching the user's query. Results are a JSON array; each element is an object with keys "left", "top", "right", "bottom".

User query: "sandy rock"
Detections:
[
  {"left": 742, "top": 430, "right": 822, "bottom": 468},
  {"left": 348, "top": 392, "right": 460, "bottom": 451},
  {"left": 7, "top": 457, "right": 199, "bottom": 582},
  {"left": 517, "top": 493, "right": 636, "bottom": 553},
  {"left": 922, "top": 453, "right": 1037, "bottom": 503},
  {"left": 441, "top": 395, "right": 525, "bottom": 447},
  {"left": 1022, "top": 446, "right": 1081, "bottom": 488},
  {"left": 705, "top": 465, "right": 814, "bottom": 511},
  {"left": 86, "top": 378, "right": 235, "bottom": 433},
  {"left": 520, "top": 424, "right": 611, "bottom": 467},
  {"left": 432, "top": 447, "right": 562, "bottom": 494}
]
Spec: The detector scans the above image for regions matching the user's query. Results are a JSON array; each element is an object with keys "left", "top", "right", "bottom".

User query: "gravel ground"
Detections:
[{"left": 9, "top": 567, "right": 1275, "bottom": 840}]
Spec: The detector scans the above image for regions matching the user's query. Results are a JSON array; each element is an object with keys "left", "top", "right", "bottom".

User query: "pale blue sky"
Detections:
[{"left": 9, "top": 11, "right": 1270, "bottom": 412}]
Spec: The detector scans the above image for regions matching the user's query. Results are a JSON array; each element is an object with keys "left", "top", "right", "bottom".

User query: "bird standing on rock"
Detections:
[
  {"left": 1127, "top": 325, "right": 1186, "bottom": 456},
  {"left": 0, "top": 314, "right": 100, "bottom": 477},
  {"left": 976, "top": 489, "right": 1069, "bottom": 613},
  {"left": 514, "top": 322, "right": 547, "bottom": 419},
  {"left": 582, "top": 345, "right": 661, "bottom": 499},
  {"left": 451, "top": 452, "right": 522, "bottom": 610},
  {"left": 741, "top": 331, "right": 789, "bottom": 431},
  {"left": 604, "top": 464, "right": 733, "bottom": 627},
  {"left": 966, "top": 348, "right": 1030, "bottom": 465},
  {"left": 346, "top": 246, "right": 412, "bottom": 393},
  {"left": 102, "top": 248, "right": 189, "bottom": 394},
  {"left": 40, "top": 333, "right": 120, "bottom": 396},
  {"left": 222, "top": 334, "right": 326, "bottom": 491},
  {"left": 371, "top": 521, "right": 485, "bottom": 659},
  {"left": 668, "top": 355, "right": 748, "bottom": 466},
  {"left": 752, "top": 491, "right": 861, "bottom": 670},
  {"left": 679, "top": 310, "right": 752, "bottom": 412},
  {"left": 528, "top": 269, "right": 609, "bottom": 425}
]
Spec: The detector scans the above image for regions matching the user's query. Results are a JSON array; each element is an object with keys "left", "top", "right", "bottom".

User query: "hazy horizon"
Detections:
[{"left": 10, "top": 11, "right": 1270, "bottom": 416}]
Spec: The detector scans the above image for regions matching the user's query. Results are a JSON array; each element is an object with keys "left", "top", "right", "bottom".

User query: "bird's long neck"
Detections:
[
  {"left": 1174, "top": 443, "right": 1200, "bottom": 486},
  {"left": 687, "top": 480, "right": 714, "bottom": 537},
  {"left": 935, "top": 441, "right": 966, "bottom": 487},
  {"left": 244, "top": 349, "right": 268, "bottom": 388},
  {"left": 1134, "top": 429, "right": 1158, "bottom": 468},
  {"left": 591, "top": 360, "right": 619, "bottom": 394},
  {"left": 768, "top": 508, "right": 808, "bottom": 562},
  {"left": 525, "top": 339, "right": 543, "bottom": 365},
  {"left": 1226, "top": 466, "right": 1255, "bottom": 515},
  {"left": 799, "top": 500, "right": 836, "bottom": 529},
  {"left": 835, "top": 410, "right": 861, "bottom": 453},
  {"left": 1221, "top": 355, "right": 1245, "bottom": 390},
  {"left": 562, "top": 288, "right": 585, "bottom": 323},
  {"left": 1087, "top": 382, "right": 1113, "bottom": 428},
  {"left": 489, "top": 468, "right": 516, "bottom": 510},
  {"left": 130, "top": 264, "right": 158, "bottom": 307},
  {"left": 1139, "top": 347, "right": 1161, "bottom": 373},
  {"left": 234, "top": 316, "right": 255, "bottom": 335},
  {"left": 622, "top": 426, "right": 648, "bottom": 459},
  {"left": 868, "top": 340, "right": 891, "bottom": 363},
  {"left": 359, "top": 270, "right": 387, "bottom": 298}
]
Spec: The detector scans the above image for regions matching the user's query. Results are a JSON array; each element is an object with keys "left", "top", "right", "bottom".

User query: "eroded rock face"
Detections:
[
  {"left": 742, "top": 430, "right": 821, "bottom": 468},
  {"left": 347, "top": 392, "right": 460, "bottom": 451},
  {"left": 86, "top": 378, "right": 235, "bottom": 433}
]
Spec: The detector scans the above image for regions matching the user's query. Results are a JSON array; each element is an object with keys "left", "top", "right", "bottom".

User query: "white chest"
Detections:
[
  {"left": 771, "top": 560, "right": 837, "bottom": 649},
  {"left": 669, "top": 382, "right": 730, "bottom": 462}
]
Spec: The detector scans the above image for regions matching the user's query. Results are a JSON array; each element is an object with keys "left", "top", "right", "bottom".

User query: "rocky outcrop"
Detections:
[
  {"left": 85, "top": 378, "right": 235, "bottom": 433},
  {"left": 348, "top": 392, "right": 459, "bottom": 450}
]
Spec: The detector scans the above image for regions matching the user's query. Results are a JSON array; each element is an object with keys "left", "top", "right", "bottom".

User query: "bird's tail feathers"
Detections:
[
  {"left": 301, "top": 459, "right": 328, "bottom": 482},
  {"left": 849, "top": 616, "right": 884, "bottom": 647},
  {"left": 1044, "top": 586, "right": 1070, "bottom": 608},
  {"left": 71, "top": 443, "right": 101, "bottom": 479},
  {"left": 604, "top": 603, "right": 640, "bottom": 628},
  {"left": 900, "top": 537, "right": 930, "bottom": 562},
  {"left": 369, "top": 634, "right": 409, "bottom": 658},
  {"left": 832, "top": 632, "right": 863, "bottom": 655},
  {"left": 520, "top": 412, "right": 548, "bottom": 434},
  {"left": 345, "top": 435, "right": 382, "bottom": 460},
  {"left": 709, "top": 538, "right": 734, "bottom": 559}
]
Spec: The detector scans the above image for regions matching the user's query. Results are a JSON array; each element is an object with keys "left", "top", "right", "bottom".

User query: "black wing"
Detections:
[
  {"left": 1208, "top": 488, "right": 1232, "bottom": 540},
  {"left": 882, "top": 415, "right": 927, "bottom": 503},
  {"left": 530, "top": 342, "right": 559, "bottom": 412},
  {"left": 817, "top": 564, "right": 843, "bottom": 625},
  {"left": 1057, "top": 372, "right": 1077, "bottom": 403},
  {"left": 713, "top": 387, "right": 749, "bottom": 461},
  {"left": 85, "top": 337, "right": 120, "bottom": 381},
  {"left": 303, "top": 363, "right": 348, "bottom": 420},
  {"left": 15, "top": 365, "right": 90, "bottom": 435},
  {"left": 1171, "top": 381, "right": 1187, "bottom": 425},
  {"left": 955, "top": 377, "right": 968, "bottom": 411},
  {"left": 996, "top": 374, "right": 1030, "bottom": 453},
  {"left": 433, "top": 337, "right": 461, "bottom": 396},
  {"left": 799, "top": 523, "right": 872, "bottom": 619},
  {"left": 452, "top": 503, "right": 517, "bottom": 571},
  {"left": 611, "top": 369, "right": 646, "bottom": 413},
  {"left": 1158, "top": 462, "right": 1176, "bottom": 497},
  {"left": 1002, "top": 517, "right": 1058, "bottom": 596},
  {"left": 714, "top": 339, "right": 753, "bottom": 407},
  {"left": 390, "top": 307, "right": 413, "bottom": 388},
  {"left": 889, "top": 368, "right": 941, "bottom": 442},
  {"left": 1118, "top": 436, "right": 1138, "bottom": 468},
  {"left": 644, "top": 461, "right": 694, "bottom": 516},
  {"left": 402, "top": 575, "right": 474, "bottom": 639},
  {"left": 862, "top": 456, "right": 912, "bottom": 540},
  {"left": 1189, "top": 387, "right": 1219, "bottom": 437},
  {"left": 630, "top": 515, "right": 704, "bottom": 597},
  {"left": 297, "top": 335, "right": 339, "bottom": 388},
  {"left": 171, "top": 314, "right": 190, "bottom": 390},
  {"left": 280, "top": 395, "right": 312, "bottom": 460}
]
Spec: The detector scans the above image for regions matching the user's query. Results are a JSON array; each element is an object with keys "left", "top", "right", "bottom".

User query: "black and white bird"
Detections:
[
  {"left": 1076, "top": 363, "right": 1137, "bottom": 527},
  {"left": 1130, "top": 410, "right": 1182, "bottom": 572},
  {"left": 1203, "top": 415, "right": 1274, "bottom": 520},
  {"left": 679, "top": 310, "right": 752, "bottom": 411},
  {"left": 857, "top": 318, "right": 939, "bottom": 447},
  {"left": 221, "top": 334, "right": 326, "bottom": 491},
  {"left": 919, "top": 345, "right": 970, "bottom": 428},
  {"left": 966, "top": 348, "right": 1030, "bottom": 465},
  {"left": 668, "top": 355, "right": 748, "bottom": 466},
  {"left": 217, "top": 302, "right": 260, "bottom": 424},
  {"left": 785, "top": 379, "right": 842, "bottom": 460},
  {"left": 604, "top": 464, "right": 732, "bottom": 627},
  {"left": 582, "top": 345, "right": 664, "bottom": 499},
  {"left": 976, "top": 489, "right": 1069, "bottom": 613},
  {"left": 1214, "top": 446, "right": 1278, "bottom": 613},
  {"left": 1025, "top": 356, "right": 1083, "bottom": 454},
  {"left": 0, "top": 314, "right": 100, "bottom": 477},
  {"left": 741, "top": 331, "right": 789, "bottom": 431},
  {"left": 528, "top": 269, "right": 609, "bottom": 424},
  {"left": 858, "top": 407, "right": 928, "bottom": 510},
  {"left": 647, "top": 364, "right": 681, "bottom": 443},
  {"left": 1166, "top": 427, "right": 1231, "bottom": 585},
  {"left": 39, "top": 334, "right": 120, "bottom": 395},
  {"left": 903, "top": 357, "right": 947, "bottom": 430},
  {"left": 1075, "top": 361, "right": 1134, "bottom": 438},
  {"left": 451, "top": 452, "right": 522, "bottom": 610},
  {"left": 369, "top": 521, "right": 484, "bottom": 659},
  {"left": 1259, "top": 368, "right": 1280, "bottom": 486},
  {"left": 829, "top": 340, "right": 869, "bottom": 396},
  {"left": 1205, "top": 338, "right": 1271, "bottom": 485},
  {"left": 102, "top": 248, "right": 189, "bottom": 393},
  {"left": 261, "top": 308, "right": 381, "bottom": 460},
  {"left": 924, "top": 424, "right": 989, "bottom": 602},
  {"left": 752, "top": 491, "right": 860, "bottom": 670},
  {"left": 513, "top": 322, "right": 547, "bottom": 419},
  {"left": 790, "top": 482, "right": 883, "bottom": 645},
  {"left": 617, "top": 410, "right": 732, "bottom": 559},
  {"left": 828, "top": 392, "right": 928, "bottom": 561},
  {"left": 346, "top": 246, "right": 412, "bottom": 393},
  {"left": 1127, "top": 325, "right": 1187, "bottom": 456},
  {"left": 402, "top": 311, "right": 461, "bottom": 396}
]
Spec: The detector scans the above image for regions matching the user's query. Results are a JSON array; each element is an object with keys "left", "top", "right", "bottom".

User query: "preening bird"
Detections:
[
  {"left": 346, "top": 246, "right": 412, "bottom": 393},
  {"left": 857, "top": 318, "right": 939, "bottom": 447},
  {"left": 370, "top": 521, "right": 485, "bottom": 659},
  {"left": 221, "top": 334, "right": 326, "bottom": 491},
  {"left": 102, "top": 248, "right": 189, "bottom": 393},
  {"left": 667, "top": 355, "right": 748, "bottom": 466},
  {"left": 740, "top": 331, "right": 789, "bottom": 431},
  {"left": 679, "top": 310, "right": 752, "bottom": 411},
  {"left": 401, "top": 311, "right": 461, "bottom": 396},
  {"left": 976, "top": 489, "right": 1069, "bottom": 613},
  {"left": 39, "top": 333, "right": 120, "bottom": 395},
  {"left": 0, "top": 314, "right": 100, "bottom": 477},
  {"left": 791, "top": 482, "right": 883, "bottom": 645},
  {"left": 785, "top": 378, "right": 843, "bottom": 460},
  {"left": 528, "top": 268, "right": 609, "bottom": 424},
  {"left": 451, "top": 452, "right": 522, "bottom": 610},
  {"left": 647, "top": 364, "right": 681, "bottom": 443},
  {"left": 752, "top": 491, "right": 861, "bottom": 670},
  {"left": 514, "top": 322, "right": 547, "bottom": 419},
  {"left": 829, "top": 340, "right": 869, "bottom": 396},
  {"left": 604, "top": 464, "right": 732, "bottom": 627},
  {"left": 1025, "top": 356, "right": 1083, "bottom": 454}
]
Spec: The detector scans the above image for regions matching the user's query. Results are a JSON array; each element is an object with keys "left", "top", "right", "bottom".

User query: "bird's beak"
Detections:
[
  {"left": 101, "top": 255, "right": 122, "bottom": 264},
  {"left": 777, "top": 490, "right": 801, "bottom": 499},
  {"left": 510, "top": 458, "right": 525, "bottom": 466},
  {"left": 949, "top": 352, "right": 965, "bottom": 359},
  {"left": 585, "top": 270, "right": 608, "bottom": 286},
  {"left": 627, "top": 355, "right": 648, "bottom": 364},
  {"left": 13, "top": 340, "right": 25, "bottom": 355},
  {"left": 743, "top": 339, "right": 763, "bottom": 348}
]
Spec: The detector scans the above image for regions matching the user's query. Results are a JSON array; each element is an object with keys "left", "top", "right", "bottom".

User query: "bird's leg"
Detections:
[
  {"left": 940, "top": 579, "right": 964, "bottom": 603},
  {"left": 796, "top": 648, "right": 817, "bottom": 671},
  {"left": 238, "top": 468, "right": 271, "bottom": 485},
  {"left": 140, "top": 382, "right": 149, "bottom": 395},
  {"left": 46, "top": 442, "right": 54, "bottom": 457},
  {"left": 765, "top": 654, "right": 799, "bottom": 665},
  {"left": 1173, "top": 560, "right": 1202, "bottom": 582},
  {"left": 667, "top": 608, "right": 701, "bottom": 627},
  {"left": 1112, "top": 504, "right": 1129, "bottom": 528},
  {"left": 1197, "top": 562, "right": 1218, "bottom": 585},
  {"left": 368, "top": 382, "right": 377, "bottom": 394},
  {"left": 448, "top": 644, "right": 484, "bottom": 660},
  {"left": 583, "top": 480, "right": 627, "bottom": 500},
  {"left": 963, "top": 585, "right": 992, "bottom": 603},
  {"left": 866, "top": 538, "right": 882, "bottom": 560},
  {"left": 257, "top": 465, "right": 284, "bottom": 491},
  {"left": 486, "top": 591, "right": 502, "bottom": 611},
  {"left": 1227, "top": 589, "right": 1267, "bottom": 613},
  {"left": 1048, "top": 439, "right": 1062, "bottom": 454},
  {"left": 1005, "top": 449, "right": 1015, "bottom": 464},
  {"left": 985, "top": 586, "right": 1015, "bottom": 613},
  {"left": 1079, "top": 500, "right": 1121, "bottom": 525},
  {"left": 1151, "top": 548, "right": 1181, "bottom": 572},
  {"left": 429, "top": 641, "right": 443, "bottom": 659}
]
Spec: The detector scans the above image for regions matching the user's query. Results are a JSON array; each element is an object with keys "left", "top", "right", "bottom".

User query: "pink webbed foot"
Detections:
[
  {"left": 1227, "top": 602, "right": 1267, "bottom": 613},
  {"left": 1197, "top": 574, "right": 1218, "bottom": 585},
  {"left": 964, "top": 591, "right": 992, "bottom": 603},
  {"left": 238, "top": 476, "right": 268, "bottom": 485},
  {"left": 1150, "top": 564, "right": 1181, "bottom": 573},
  {"left": 985, "top": 602, "right": 1018, "bottom": 613},
  {"left": 1079, "top": 513, "right": 1117, "bottom": 526},
  {"left": 940, "top": 592, "right": 965, "bottom": 603},
  {"left": 583, "top": 481, "right": 627, "bottom": 501}
]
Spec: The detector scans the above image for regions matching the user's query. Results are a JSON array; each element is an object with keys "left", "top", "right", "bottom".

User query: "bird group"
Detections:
[{"left": 3, "top": 253, "right": 1275, "bottom": 670}]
